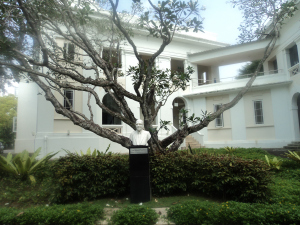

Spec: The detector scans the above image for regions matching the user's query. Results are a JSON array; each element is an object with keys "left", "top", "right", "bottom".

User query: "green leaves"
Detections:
[
  {"left": 285, "top": 150, "right": 300, "bottom": 163},
  {"left": 110, "top": 205, "right": 159, "bottom": 225},
  {"left": 138, "top": 0, "right": 203, "bottom": 39},
  {"left": 150, "top": 151, "right": 271, "bottom": 202},
  {"left": 51, "top": 154, "right": 130, "bottom": 203},
  {"left": 265, "top": 155, "right": 282, "bottom": 170},
  {"left": 0, "top": 148, "right": 58, "bottom": 183}
]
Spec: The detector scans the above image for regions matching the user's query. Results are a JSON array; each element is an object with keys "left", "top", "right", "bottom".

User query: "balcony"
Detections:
[
  {"left": 186, "top": 69, "right": 291, "bottom": 97},
  {"left": 288, "top": 63, "right": 299, "bottom": 76}
]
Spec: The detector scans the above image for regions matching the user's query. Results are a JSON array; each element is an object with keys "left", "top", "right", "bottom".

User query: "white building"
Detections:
[{"left": 14, "top": 3, "right": 300, "bottom": 156}]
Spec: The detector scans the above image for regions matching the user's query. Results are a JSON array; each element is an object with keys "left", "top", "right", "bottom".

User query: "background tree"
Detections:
[
  {"left": 0, "top": 94, "right": 17, "bottom": 149},
  {"left": 236, "top": 60, "right": 264, "bottom": 79},
  {"left": 0, "top": 0, "right": 297, "bottom": 153}
]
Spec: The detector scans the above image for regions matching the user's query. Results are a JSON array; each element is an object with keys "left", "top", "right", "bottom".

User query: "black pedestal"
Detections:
[{"left": 129, "top": 145, "right": 151, "bottom": 203}]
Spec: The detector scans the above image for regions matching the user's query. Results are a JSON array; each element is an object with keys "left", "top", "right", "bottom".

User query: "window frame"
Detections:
[
  {"left": 253, "top": 100, "right": 264, "bottom": 125},
  {"left": 63, "top": 43, "right": 75, "bottom": 61},
  {"left": 214, "top": 104, "right": 224, "bottom": 127},
  {"left": 63, "top": 89, "right": 74, "bottom": 110},
  {"left": 289, "top": 44, "right": 299, "bottom": 67}
]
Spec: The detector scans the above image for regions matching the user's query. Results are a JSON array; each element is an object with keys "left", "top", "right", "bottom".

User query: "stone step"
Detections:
[
  {"left": 292, "top": 141, "right": 300, "bottom": 144},
  {"left": 283, "top": 146, "right": 300, "bottom": 150}
]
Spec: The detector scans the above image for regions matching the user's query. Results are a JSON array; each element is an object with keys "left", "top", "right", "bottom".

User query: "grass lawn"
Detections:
[{"left": 1, "top": 148, "right": 300, "bottom": 224}]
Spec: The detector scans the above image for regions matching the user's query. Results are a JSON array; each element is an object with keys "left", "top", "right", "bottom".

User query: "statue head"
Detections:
[{"left": 136, "top": 119, "right": 144, "bottom": 132}]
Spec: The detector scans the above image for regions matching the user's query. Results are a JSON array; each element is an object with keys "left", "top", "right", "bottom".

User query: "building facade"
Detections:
[{"left": 15, "top": 4, "right": 300, "bottom": 156}]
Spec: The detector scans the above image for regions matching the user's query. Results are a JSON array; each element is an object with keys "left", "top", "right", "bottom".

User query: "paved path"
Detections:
[
  {"left": 97, "top": 207, "right": 174, "bottom": 225},
  {"left": 263, "top": 148, "right": 290, "bottom": 158}
]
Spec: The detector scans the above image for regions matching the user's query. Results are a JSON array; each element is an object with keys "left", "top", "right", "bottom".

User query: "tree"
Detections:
[
  {"left": 236, "top": 60, "right": 264, "bottom": 79},
  {"left": 0, "top": 94, "right": 17, "bottom": 148},
  {"left": 0, "top": 0, "right": 297, "bottom": 153}
]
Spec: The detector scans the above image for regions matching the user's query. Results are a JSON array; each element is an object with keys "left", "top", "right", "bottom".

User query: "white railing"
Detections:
[
  {"left": 192, "top": 69, "right": 282, "bottom": 87},
  {"left": 288, "top": 63, "right": 299, "bottom": 76}
]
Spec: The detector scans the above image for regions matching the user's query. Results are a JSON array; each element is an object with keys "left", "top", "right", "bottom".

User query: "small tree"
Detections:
[
  {"left": 0, "top": 0, "right": 297, "bottom": 153},
  {"left": 0, "top": 95, "right": 17, "bottom": 148}
]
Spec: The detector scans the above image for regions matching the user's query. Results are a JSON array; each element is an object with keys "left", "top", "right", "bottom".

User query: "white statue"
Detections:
[{"left": 130, "top": 119, "right": 151, "bottom": 146}]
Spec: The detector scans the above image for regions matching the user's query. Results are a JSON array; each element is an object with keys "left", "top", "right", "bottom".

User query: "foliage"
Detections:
[
  {"left": 50, "top": 154, "right": 130, "bottom": 203},
  {"left": 224, "top": 146, "right": 236, "bottom": 154},
  {"left": 268, "top": 177, "right": 300, "bottom": 205},
  {"left": 109, "top": 205, "right": 159, "bottom": 225},
  {"left": 0, "top": 148, "right": 58, "bottom": 183},
  {"left": 236, "top": 60, "right": 264, "bottom": 79},
  {"left": 64, "top": 145, "right": 111, "bottom": 157},
  {"left": 0, "top": 202, "right": 104, "bottom": 225},
  {"left": 167, "top": 200, "right": 300, "bottom": 225},
  {"left": 265, "top": 155, "right": 282, "bottom": 170},
  {"left": 230, "top": 0, "right": 298, "bottom": 43},
  {"left": 150, "top": 151, "right": 272, "bottom": 202},
  {"left": 285, "top": 150, "right": 300, "bottom": 163},
  {"left": 0, "top": 94, "right": 17, "bottom": 148}
]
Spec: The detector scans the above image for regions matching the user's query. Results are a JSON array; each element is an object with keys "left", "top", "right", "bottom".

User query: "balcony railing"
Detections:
[
  {"left": 192, "top": 69, "right": 281, "bottom": 87},
  {"left": 288, "top": 63, "right": 299, "bottom": 76}
]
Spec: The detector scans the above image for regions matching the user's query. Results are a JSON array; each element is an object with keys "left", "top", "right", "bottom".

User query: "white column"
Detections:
[{"left": 211, "top": 66, "right": 220, "bottom": 83}]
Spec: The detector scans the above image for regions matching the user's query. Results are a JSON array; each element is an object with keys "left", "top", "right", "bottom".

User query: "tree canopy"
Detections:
[
  {"left": 0, "top": 0, "right": 297, "bottom": 153},
  {"left": 0, "top": 94, "right": 17, "bottom": 148}
]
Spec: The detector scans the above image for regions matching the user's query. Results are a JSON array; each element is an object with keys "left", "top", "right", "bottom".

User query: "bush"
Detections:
[
  {"left": 0, "top": 202, "right": 104, "bottom": 225},
  {"left": 110, "top": 205, "right": 159, "bottom": 225},
  {"left": 51, "top": 154, "right": 130, "bottom": 203},
  {"left": 0, "top": 148, "right": 58, "bottom": 184},
  {"left": 167, "top": 200, "right": 300, "bottom": 225},
  {"left": 150, "top": 152, "right": 272, "bottom": 202}
]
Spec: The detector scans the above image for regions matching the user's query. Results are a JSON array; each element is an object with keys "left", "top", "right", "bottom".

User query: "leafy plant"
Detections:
[
  {"left": 265, "top": 155, "right": 282, "bottom": 170},
  {"left": 110, "top": 205, "right": 159, "bottom": 225},
  {"left": 285, "top": 150, "right": 300, "bottom": 163},
  {"left": 167, "top": 200, "right": 300, "bottom": 225},
  {"left": 0, "top": 202, "right": 104, "bottom": 225},
  {"left": 150, "top": 151, "right": 272, "bottom": 202},
  {"left": 64, "top": 144, "right": 111, "bottom": 157},
  {"left": 224, "top": 146, "right": 236, "bottom": 153},
  {"left": 0, "top": 148, "right": 58, "bottom": 183},
  {"left": 51, "top": 154, "right": 129, "bottom": 203}
]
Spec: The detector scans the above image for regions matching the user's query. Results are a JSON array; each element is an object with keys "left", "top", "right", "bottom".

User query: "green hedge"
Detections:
[
  {"left": 0, "top": 203, "right": 103, "bottom": 225},
  {"left": 51, "top": 151, "right": 272, "bottom": 203},
  {"left": 167, "top": 200, "right": 300, "bottom": 225},
  {"left": 50, "top": 154, "right": 130, "bottom": 203},
  {"left": 110, "top": 205, "right": 159, "bottom": 225},
  {"left": 150, "top": 152, "right": 272, "bottom": 202}
]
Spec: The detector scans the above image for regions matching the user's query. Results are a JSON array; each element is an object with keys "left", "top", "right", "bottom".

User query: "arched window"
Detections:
[{"left": 102, "top": 94, "right": 121, "bottom": 125}]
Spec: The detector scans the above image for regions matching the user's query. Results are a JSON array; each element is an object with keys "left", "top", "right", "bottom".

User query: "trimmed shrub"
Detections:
[
  {"left": 150, "top": 152, "right": 272, "bottom": 202},
  {"left": 110, "top": 205, "right": 159, "bottom": 225},
  {"left": 50, "top": 154, "right": 129, "bottom": 203},
  {"left": 0, "top": 202, "right": 103, "bottom": 225},
  {"left": 167, "top": 200, "right": 300, "bottom": 225}
]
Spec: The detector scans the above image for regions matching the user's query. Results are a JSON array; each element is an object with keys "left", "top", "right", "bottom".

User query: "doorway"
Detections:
[{"left": 172, "top": 98, "right": 186, "bottom": 129}]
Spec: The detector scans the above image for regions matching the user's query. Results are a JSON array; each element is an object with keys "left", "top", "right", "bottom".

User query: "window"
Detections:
[
  {"left": 214, "top": 104, "right": 223, "bottom": 127},
  {"left": 13, "top": 117, "right": 17, "bottom": 133},
  {"left": 254, "top": 100, "right": 264, "bottom": 124},
  {"left": 102, "top": 48, "right": 122, "bottom": 68},
  {"left": 289, "top": 44, "right": 299, "bottom": 67},
  {"left": 102, "top": 94, "right": 121, "bottom": 125},
  {"left": 63, "top": 43, "right": 75, "bottom": 61},
  {"left": 64, "top": 90, "right": 74, "bottom": 110}
]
